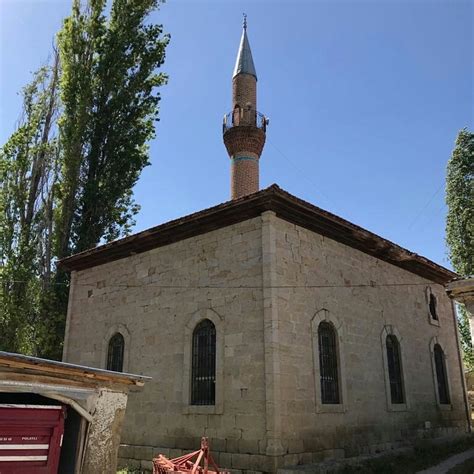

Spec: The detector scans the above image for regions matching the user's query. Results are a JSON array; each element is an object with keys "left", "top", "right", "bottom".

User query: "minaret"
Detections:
[{"left": 223, "top": 15, "right": 267, "bottom": 200}]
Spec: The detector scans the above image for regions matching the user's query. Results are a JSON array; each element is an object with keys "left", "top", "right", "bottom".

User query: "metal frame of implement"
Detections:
[{"left": 153, "top": 437, "right": 228, "bottom": 474}]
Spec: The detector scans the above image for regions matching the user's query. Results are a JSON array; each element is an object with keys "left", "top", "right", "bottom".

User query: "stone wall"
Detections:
[
  {"left": 271, "top": 216, "right": 468, "bottom": 460},
  {"left": 64, "top": 217, "right": 267, "bottom": 471},
  {"left": 64, "top": 213, "right": 469, "bottom": 473}
]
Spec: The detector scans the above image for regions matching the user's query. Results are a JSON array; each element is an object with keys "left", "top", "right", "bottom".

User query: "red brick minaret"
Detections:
[{"left": 223, "top": 15, "right": 267, "bottom": 200}]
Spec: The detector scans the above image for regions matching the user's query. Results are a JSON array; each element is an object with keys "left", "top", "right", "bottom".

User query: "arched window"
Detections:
[
  {"left": 386, "top": 335, "right": 404, "bottom": 404},
  {"left": 434, "top": 344, "right": 450, "bottom": 404},
  {"left": 191, "top": 319, "right": 216, "bottom": 405},
  {"left": 107, "top": 333, "right": 124, "bottom": 372},
  {"left": 318, "top": 322, "right": 340, "bottom": 404},
  {"left": 429, "top": 293, "right": 438, "bottom": 321},
  {"left": 232, "top": 104, "right": 241, "bottom": 126}
]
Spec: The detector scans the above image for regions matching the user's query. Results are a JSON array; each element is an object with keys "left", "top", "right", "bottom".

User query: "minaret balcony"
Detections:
[
  {"left": 223, "top": 108, "right": 267, "bottom": 158},
  {"left": 223, "top": 108, "right": 268, "bottom": 134}
]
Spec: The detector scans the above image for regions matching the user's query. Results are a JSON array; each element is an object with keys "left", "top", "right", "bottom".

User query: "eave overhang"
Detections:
[{"left": 58, "top": 185, "right": 457, "bottom": 285}]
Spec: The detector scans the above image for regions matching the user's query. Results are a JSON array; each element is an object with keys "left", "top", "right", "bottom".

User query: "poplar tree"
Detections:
[
  {"left": 0, "top": 54, "right": 60, "bottom": 353},
  {"left": 1, "top": 0, "right": 169, "bottom": 359},
  {"left": 446, "top": 128, "right": 474, "bottom": 368},
  {"left": 56, "top": 0, "right": 169, "bottom": 258}
]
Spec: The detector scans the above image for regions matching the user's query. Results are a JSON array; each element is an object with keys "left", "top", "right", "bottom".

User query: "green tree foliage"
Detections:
[
  {"left": 56, "top": 0, "right": 169, "bottom": 257},
  {"left": 0, "top": 55, "right": 60, "bottom": 354},
  {"left": 446, "top": 128, "right": 474, "bottom": 368},
  {"left": 457, "top": 306, "right": 474, "bottom": 368},
  {"left": 1, "top": 0, "right": 169, "bottom": 359}
]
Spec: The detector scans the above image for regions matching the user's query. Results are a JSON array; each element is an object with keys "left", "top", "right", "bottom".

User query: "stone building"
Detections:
[{"left": 60, "top": 20, "right": 471, "bottom": 473}]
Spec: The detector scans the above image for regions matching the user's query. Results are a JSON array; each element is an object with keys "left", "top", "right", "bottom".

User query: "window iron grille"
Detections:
[
  {"left": 386, "top": 335, "right": 404, "bottom": 404},
  {"left": 434, "top": 344, "right": 450, "bottom": 404},
  {"left": 318, "top": 322, "right": 340, "bottom": 404},
  {"left": 191, "top": 319, "right": 216, "bottom": 405},
  {"left": 107, "top": 333, "right": 124, "bottom": 372}
]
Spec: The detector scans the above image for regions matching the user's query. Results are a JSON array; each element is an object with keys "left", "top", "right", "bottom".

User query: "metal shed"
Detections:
[{"left": 0, "top": 351, "right": 149, "bottom": 474}]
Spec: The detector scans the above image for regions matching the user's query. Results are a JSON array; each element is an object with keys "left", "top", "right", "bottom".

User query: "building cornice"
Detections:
[{"left": 58, "top": 184, "right": 457, "bottom": 285}]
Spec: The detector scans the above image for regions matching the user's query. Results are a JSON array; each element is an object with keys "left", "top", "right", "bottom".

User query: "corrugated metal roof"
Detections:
[{"left": 0, "top": 351, "right": 151, "bottom": 386}]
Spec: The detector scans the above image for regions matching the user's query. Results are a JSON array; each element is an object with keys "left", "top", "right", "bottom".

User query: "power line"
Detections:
[
  {"left": 267, "top": 139, "right": 334, "bottom": 208},
  {"left": 406, "top": 182, "right": 444, "bottom": 231}
]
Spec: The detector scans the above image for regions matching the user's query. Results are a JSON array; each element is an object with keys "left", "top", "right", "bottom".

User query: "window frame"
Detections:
[
  {"left": 311, "top": 309, "right": 347, "bottom": 413},
  {"left": 434, "top": 344, "right": 450, "bottom": 404},
  {"left": 381, "top": 326, "right": 409, "bottom": 412},
  {"left": 107, "top": 332, "right": 125, "bottom": 372},
  {"left": 426, "top": 287, "right": 441, "bottom": 327},
  {"left": 318, "top": 322, "right": 340, "bottom": 404},
  {"left": 102, "top": 324, "right": 131, "bottom": 373},
  {"left": 385, "top": 335, "right": 405, "bottom": 404},
  {"left": 430, "top": 337, "right": 452, "bottom": 410},
  {"left": 190, "top": 319, "right": 216, "bottom": 406},
  {"left": 182, "top": 309, "right": 224, "bottom": 415}
]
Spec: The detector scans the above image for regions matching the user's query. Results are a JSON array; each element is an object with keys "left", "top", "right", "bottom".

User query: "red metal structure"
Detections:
[
  {"left": 0, "top": 404, "right": 65, "bottom": 474},
  {"left": 153, "top": 437, "right": 228, "bottom": 474}
]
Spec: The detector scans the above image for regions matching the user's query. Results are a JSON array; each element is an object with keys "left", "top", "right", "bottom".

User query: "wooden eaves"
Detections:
[{"left": 58, "top": 184, "right": 457, "bottom": 285}]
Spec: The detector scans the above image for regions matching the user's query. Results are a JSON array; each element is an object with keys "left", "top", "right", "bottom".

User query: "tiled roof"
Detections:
[{"left": 58, "top": 184, "right": 457, "bottom": 285}]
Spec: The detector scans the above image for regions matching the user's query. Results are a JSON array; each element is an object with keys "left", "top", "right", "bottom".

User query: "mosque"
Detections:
[{"left": 60, "top": 18, "right": 470, "bottom": 473}]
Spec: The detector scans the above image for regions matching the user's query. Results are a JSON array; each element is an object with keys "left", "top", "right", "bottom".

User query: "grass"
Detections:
[
  {"left": 117, "top": 469, "right": 147, "bottom": 474},
  {"left": 117, "top": 470, "right": 147, "bottom": 474}
]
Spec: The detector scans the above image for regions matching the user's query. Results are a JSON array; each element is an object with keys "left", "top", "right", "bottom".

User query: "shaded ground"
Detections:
[
  {"left": 118, "top": 435, "right": 474, "bottom": 474},
  {"left": 417, "top": 448, "right": 474, "bottom": 473},
  {"left": 276, "top": 436, "right": 474, "bottom": 474},
  {"left": 447, "top": 456, "right": 474, "bottom": 473},
  {"left": 336, "top": 437, "right": 474, "bottom": 474}
]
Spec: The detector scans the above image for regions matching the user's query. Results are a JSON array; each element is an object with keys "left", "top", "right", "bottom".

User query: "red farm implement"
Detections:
[{"left": 153, "top": 437, "right": 229, "bottom": 474}]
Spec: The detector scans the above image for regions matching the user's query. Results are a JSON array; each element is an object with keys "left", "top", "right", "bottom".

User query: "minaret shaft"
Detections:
[
  {"left": 232, "top": 75, "right": 257, "bottom": 111},
  {"left": 223, "top": 19, "right": 267, "bottom": 200},
  {"left": 231, "top": 153, "right": 259, "bottom": 199}
]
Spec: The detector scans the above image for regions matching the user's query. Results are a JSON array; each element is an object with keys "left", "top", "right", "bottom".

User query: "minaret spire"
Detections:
[
  {"left": 233, "top": 15, "right": 257, "bottom": 80},
  {"left": 223, "top": 17, "right": 267, "bottom": 200}
]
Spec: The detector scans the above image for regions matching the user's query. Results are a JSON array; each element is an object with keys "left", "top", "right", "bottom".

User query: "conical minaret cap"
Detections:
[{"left": 232, "top": 17, "right": 257, "bottom": 80}]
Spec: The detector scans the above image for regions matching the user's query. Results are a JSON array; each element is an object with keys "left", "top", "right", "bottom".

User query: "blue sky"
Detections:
[{"left": 1, "top": 0, "right": 472, "bottom": 269}]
